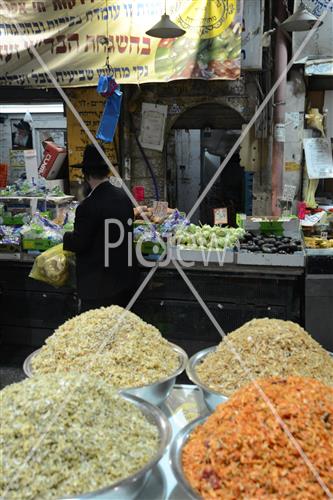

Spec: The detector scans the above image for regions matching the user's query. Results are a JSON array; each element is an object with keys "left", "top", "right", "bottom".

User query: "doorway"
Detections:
[
  {"left": 170, "top": 103, "right": 245, "bottom": 225},
  {"left": 174, "top": 128, "right": 244, "bottom": 225}
]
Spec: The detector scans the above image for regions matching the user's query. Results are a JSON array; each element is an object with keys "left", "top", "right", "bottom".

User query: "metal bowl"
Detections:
[
  {"left": 186, "top": 347, "right": 228, "bottom": 412},
  {"left": 23, "top": 343, "right": 188, "bottom": 406},
  {"left": 187, "top": 348, "right": 333, "bottom": 412},
  {"left": 170, "top": 415, "right": 207, "bottom": 500},
  {"left": 59, "top": 392, "right": 171, "bottom": 500}
]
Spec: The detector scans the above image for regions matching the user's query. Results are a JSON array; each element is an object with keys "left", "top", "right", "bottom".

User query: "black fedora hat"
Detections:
[
  {"left": 72, "top": 144, "right": 110, "bottom": 171},
  {"left": 14, "top": 119, "right": 31, "bottom": 132}
]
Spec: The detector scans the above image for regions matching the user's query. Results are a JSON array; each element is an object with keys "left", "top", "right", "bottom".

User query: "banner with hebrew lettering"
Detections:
[{"left": 0, "top": 0, "right": 243, "bottom": 87}]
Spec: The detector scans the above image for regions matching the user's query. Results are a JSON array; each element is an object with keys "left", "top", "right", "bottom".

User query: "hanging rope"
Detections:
[{"left": 105, "top": 0, "right": 111, "bottom": 73}]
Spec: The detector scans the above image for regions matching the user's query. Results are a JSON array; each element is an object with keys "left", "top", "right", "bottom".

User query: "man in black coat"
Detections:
[{"left": 63, "top": 145, "right": 135, "bottom": 312}]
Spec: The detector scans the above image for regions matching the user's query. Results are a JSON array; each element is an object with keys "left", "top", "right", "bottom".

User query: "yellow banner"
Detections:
[{"left": 0, "top": 0, "right": 242, "bottom": 87}]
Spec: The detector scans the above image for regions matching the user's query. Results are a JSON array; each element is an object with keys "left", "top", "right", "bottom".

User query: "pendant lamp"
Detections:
[
  {"left": 145, "top": 0, "right": 185, "bottom": 38},
  {"left": 280, "top": 1, "right": 323, "bottom": 31}
]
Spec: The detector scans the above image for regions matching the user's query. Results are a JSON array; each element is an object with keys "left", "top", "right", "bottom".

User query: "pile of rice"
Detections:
[
  {"left": 196, "top": 318, "right": 333, "bottom": 395},
  {"left": 0, "top": 373, "right": 159, "bottom": 499},
  {"left": 32, "top": 305, "right": 180, "bottom": 388}
]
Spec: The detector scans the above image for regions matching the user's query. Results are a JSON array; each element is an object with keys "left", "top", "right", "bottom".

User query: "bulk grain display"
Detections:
[
  {"left": 0, "top": 373, "right": 159, "bottom": 499},
  {"left": 195, "top": 318, "right": 333, "bottom": 395},
  {"left": 31, "top": 305, "right": 180, "bottom": 387},
  {"left": 182, "top": 377, "right": 333, "bottom": 499}
]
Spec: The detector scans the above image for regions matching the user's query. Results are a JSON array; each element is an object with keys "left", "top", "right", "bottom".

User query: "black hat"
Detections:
[
  {"left": 76, "top": 144, "right": 111, "bottom": 178},
  {"left": 82, "top": 144, "right": 108, "bottom": 168},
  {"left": 14, "top": 120, "right": 31, "bottom": 132}
]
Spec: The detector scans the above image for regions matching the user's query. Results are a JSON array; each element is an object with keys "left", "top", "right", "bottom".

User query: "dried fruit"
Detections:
[{"left": 182, "top": 376, "right": 333, "bottom": 499}]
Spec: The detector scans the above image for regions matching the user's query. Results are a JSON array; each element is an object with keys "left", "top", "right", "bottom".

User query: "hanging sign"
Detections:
[{"left": 0, "top": 0, "right": 243, "bottom": 87}]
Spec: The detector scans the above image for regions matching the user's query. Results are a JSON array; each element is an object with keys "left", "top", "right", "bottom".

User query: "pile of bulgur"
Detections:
[
  {"left": 32, "top": 305, "right": 179, "bottom": 388},
  {"left": 0, "top": 373, "right": 159, "bottom": 499},
  {"left": 196, "top": 318, "right": 333, "bottom": 395}
]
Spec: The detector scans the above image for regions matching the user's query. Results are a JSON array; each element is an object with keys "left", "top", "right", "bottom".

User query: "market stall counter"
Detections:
[{"left": 0, "top": 257, "right": 304, "bottom": 353}]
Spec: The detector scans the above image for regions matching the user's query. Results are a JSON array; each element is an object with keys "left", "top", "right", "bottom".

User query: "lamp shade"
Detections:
[
  {"left": 146, "top": 13, "right": 186, "bottom": 38},
  {"left": 280, "top": 3, "right": 323, "bottom": 31}
]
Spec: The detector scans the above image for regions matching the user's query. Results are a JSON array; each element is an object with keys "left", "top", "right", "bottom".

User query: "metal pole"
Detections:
[{"left": 271, "top": 0, "right": 288, "bottom": 215}]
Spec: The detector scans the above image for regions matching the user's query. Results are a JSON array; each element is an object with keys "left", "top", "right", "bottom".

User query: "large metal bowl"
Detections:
[
  {"left": 187, "top": 348, "right": 333, "bottom": 412},
  {"left": 57, "top": 392, "right": 172, "bottom": 500},
  {"left": 23, "top": 343, "right": 188, "bottom": 406},
  {"left": 186, "top": 347, "right": 228, "bottom": 412},
  {"left": 170, "top": 415, "right": 207, "bottom": 500}
]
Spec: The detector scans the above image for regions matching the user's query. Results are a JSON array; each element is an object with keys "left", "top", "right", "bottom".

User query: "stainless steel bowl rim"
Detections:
[
  {"left": 58, "top": 392, "right": 172, "bottom": 499},
  {"left": 186, "top": 346, "right": 229, "bottom": 398},
  {"left": 187, "top": 347, "right": 333, "bottom": 396},
  {"left": 170, "top": 415, "right": 208, "bottom": 500},
  {"left": 23, "top": 343, "right": 188, "bottom": 389}
]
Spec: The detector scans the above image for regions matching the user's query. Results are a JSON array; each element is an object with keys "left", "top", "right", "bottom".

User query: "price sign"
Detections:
[
  {"left": 152, "top": 201, "right": 168, "bottom": 219},
  {"left": 282, "top": 184, "right": 297, "bottom": 202},
  {"left": 214, "top": 208, "right": 228, "bottom": 225}
]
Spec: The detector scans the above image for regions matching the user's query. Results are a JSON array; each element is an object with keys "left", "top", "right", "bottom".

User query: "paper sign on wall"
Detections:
[
  {"left": 23, "top": 150, "right": 39, "bottom": 184},
  {"left": 303, "top": 138, "right": 333, "bottom": 179},
  {"left": 282, "top": 184, "right": 297, "bottom": 202},
  {"left": 139, "top": 103, "right": 168, "bottom": 152}
]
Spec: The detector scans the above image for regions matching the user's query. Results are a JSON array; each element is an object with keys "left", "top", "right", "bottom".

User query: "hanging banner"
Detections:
[{"left": 0, "top": 0, "right": 243, "bottom": 87}]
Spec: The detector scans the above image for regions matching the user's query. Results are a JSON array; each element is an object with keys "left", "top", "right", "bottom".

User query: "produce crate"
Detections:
[
  {"left": 22, "top": 238, "right": 59, "bottom": 251},
  {"left": 236, "top": 251, "right": 305, "bottom": 267},
  {"left": 0, "top": 242, "right": 21, "bottom": 253},
  {"left": 238, "top": 215, "right": 300, "bottom": 236},
  {"left": 169, "top": 245, "right": 235, "bottom": 265},
  {"left": 1, "top": 214, "right": 29, "bottom": 226},
  {"left": 237, "top": 216, "right": 305, "bottom": 267}
]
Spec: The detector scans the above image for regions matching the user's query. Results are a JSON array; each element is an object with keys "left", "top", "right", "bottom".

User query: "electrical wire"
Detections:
[{"left": 129, "top": 113, "right": 160, "bottom": 201}]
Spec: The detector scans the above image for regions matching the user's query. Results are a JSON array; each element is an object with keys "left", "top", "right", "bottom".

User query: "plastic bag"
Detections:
[
  {"left": 29, "top": 243, "right": 75, "bottom": 288},
  {"left": 97, "top": 75, "right": 119, "bottom": 97},
  {"left": 96, "top": 88, "right": 123, "bottom": 143}
]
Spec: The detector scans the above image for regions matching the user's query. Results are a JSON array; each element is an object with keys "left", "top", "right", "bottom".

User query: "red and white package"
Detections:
[{"left": 39, "top": 141, "right": 67, "bottom": 180}]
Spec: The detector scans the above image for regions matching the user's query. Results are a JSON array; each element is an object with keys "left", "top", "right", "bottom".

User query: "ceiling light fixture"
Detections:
[
  {"left": 280, "top": 1, "right": 323, "bottom": 31},
  {"left": 145, "top": 0, "right": 185, "bottom": 38}
]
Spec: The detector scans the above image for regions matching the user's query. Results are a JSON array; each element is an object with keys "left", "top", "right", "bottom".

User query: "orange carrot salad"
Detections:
[{"left": 182, "top": 376, "right": 333, "bottom": 499}]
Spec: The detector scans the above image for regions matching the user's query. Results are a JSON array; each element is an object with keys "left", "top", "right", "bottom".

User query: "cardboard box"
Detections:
[
  {"left": 22, "top": 238, "right": 58, "bottom": 251},
  {"left": 39, "top": 142, "right": 67, "bottom": 180}
]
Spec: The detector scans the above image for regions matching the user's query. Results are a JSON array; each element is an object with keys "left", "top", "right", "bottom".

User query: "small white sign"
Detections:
[
  {"left": 274, "top": 123, "right": 285, "bottom": 143},
  {"left": 23, "top": 149, "right": 39, "bottom": 184},
  {"left": 214, "top": 208, "right": 228, "bottom": 225},
  {"left": 303, "top": 138, "right": 333, "bottom": 179},
  {"left": 152, "top": 201, "right": 168, "bottom": 219},
  {"left": 282, "top": 184, "right": 297, "bottom": 202}
]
